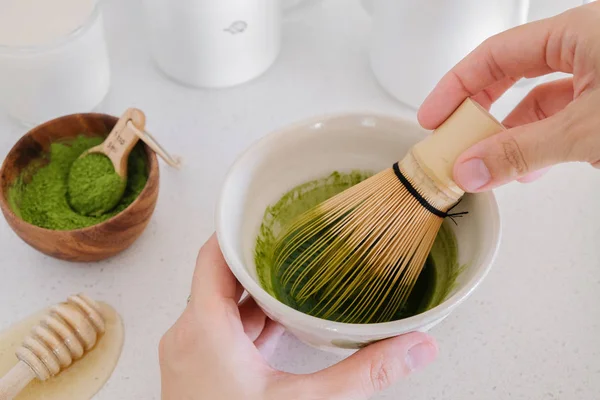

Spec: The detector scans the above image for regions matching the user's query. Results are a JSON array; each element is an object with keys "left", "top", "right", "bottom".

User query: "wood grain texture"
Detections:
[
  {"left": 85, "top": 108, "right": 145, "bottom": 178},
  {"left": 0, "top": 113, "right": 159, "bottom": 262}
]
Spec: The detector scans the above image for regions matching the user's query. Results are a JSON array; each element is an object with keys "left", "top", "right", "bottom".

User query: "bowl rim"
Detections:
[
  {"left": 216, "top": 111, "right": 502, "bottom": 336},
  {"left": 0, "top": 111, "right": 160, "bottom": 234}
]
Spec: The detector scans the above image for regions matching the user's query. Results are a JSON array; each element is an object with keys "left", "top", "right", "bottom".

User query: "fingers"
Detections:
[
  {"left": 452, "top": 116, "right": 564, "bottom": 192},
  {"left": 254, "top": 319, "right": 285, "bottom": 360},
  {"left": 418, "top": 13, "right": 570, "bottom": 129},
  {"left": 453, "top": 89, "right": 600, "bottom": 192},
  {"left": 502, "top": 78, "right": 574, "bottom": 128},
  {"left": 190, "top": 233, "right": 244, "bottom": 308},
  {"left": 471, "top": 76, "right": 519, "bottom": 111},
  {"left": 189, "top": 236, "right": 283, "bottom": 346},
  {"left": 239, "top": 297, "right": 268, "bottom": 342},
  {"left": 501, "top": 78, "right": 574, "bottom": 184},
  {"left": 304, "top": 332, "right": 437, "bottom": 400},
  {"left": 517, "top": 166, "right": 551, "bottom": 184},
  {"left": 239, "top": 296, "right": 285, "bottom": 358}
]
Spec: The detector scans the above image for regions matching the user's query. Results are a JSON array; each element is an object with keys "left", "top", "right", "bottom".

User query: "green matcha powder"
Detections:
[
  {"left": 68, "top": 153, "right": 127, "bottom": 217},
  {"left": 8, "top": 135, "right": 148, "bottom": 231},
  {"left": 254, "top": 170, "right": 462, "bottom": 324}
]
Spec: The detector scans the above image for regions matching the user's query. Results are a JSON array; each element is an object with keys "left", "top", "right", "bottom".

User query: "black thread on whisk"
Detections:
[
  {"left": 446, "top": 200, "right": 469, "bottom": 225},
  {"left": 392, "top": 162, "right": 469, "bottom": 224}
]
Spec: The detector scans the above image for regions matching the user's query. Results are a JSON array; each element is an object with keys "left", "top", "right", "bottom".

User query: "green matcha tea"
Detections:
[
  {"left": 8, "top": 135, "right": 148, "bottom": 231},
  {"left": 254, "top": 170, "right": 461, "bottom": 324}
]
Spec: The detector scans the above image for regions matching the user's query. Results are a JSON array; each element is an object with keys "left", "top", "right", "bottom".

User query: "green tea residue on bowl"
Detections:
[
  {"left": 8, "top": 135, "right": 148, "bottom": 231},
  {"left": 254, "top": 170, "right": 461, "bottom": 323}
]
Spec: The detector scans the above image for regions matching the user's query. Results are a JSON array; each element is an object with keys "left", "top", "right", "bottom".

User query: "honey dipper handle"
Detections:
[
  {"left": 0, "top": 361, "right": 36, "bottom": 400},
  {"left": 411, "top": 98, "right": 506, "bottom": 197}
]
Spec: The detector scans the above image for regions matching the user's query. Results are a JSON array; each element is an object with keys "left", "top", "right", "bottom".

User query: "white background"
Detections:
[{"left": 0, "top": 0, "right": 598, "bottom": 399}]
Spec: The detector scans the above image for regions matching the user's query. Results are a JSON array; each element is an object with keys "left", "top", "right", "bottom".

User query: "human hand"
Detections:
[
  {"left": 418, "top": 1, "right": 600, "bottom": 192},
  {"left": 159, "top": 234, "right": 438, "bottom": 400}
]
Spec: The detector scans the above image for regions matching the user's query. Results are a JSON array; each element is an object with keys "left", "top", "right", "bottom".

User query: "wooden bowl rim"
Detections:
[{"left": 0, "top": 112, "right": 160, "bottom": 234}]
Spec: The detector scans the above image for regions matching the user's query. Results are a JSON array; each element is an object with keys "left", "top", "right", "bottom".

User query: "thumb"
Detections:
[
  {"left": 305, "top": 332, "right": 438, "bottom": 400},
  {"left": 453, "top": 105, "right": 589, "bottom": 192}
]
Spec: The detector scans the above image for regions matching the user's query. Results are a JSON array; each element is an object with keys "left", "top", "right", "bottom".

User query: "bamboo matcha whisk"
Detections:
[
  {"left": 0, "top": 294, "right": 105, "bottom": 400},
  {"left": 272, "top": 98, "right": 505, "bottom": 324}
]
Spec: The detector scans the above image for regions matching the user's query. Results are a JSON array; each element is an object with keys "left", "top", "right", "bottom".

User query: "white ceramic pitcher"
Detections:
[
  {"left": 142, "top": 0, "right": 282, "bottom": 88},
  {"left": 363, "top": 0, "right": 591, "bottom": 109}
]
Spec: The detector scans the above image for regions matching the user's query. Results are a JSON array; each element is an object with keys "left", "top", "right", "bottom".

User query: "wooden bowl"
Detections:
[{"left": 0, "top": 113, "right": 159, "bottom": 262}]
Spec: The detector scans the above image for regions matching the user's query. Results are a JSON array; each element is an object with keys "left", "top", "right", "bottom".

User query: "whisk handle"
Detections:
[{"left": 411, "top": 98, "right": 505, "bottom": 197}]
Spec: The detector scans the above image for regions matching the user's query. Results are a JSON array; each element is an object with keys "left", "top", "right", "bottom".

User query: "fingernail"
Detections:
[
  {"left": 455, "top": 158, "right": 491, "bottom": 192},
  {"left": 406, "top": 342, "right": 437, "bottom": 372}
]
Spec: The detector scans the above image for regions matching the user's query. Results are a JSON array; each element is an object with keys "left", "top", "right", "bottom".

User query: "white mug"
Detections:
[
  {"left": 142, "top": 0, "right": 282, "bottom": 88},
  {"left": 364, "top": 0, "right": 589, "bottom": 110}
]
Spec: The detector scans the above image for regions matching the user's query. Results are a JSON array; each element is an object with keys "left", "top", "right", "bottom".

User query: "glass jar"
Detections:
[{"left": 0, "top": 0, "right": 111, "bottom": 127}]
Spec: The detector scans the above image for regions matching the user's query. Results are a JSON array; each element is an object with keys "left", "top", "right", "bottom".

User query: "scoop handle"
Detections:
[
  {"left": 86, "top": 108, "right": 146, "bottom": 178},
  {"left": 411, "top": 98, "right": 506, "bottom": 197}
]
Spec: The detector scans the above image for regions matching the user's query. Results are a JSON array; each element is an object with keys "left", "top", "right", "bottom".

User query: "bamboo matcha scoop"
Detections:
[
  {"left": 67, "top": 108, "right": 179, "bottom": 216},
  {"left": 0, "top": 294, "right": 105, "bottom": 400},
  {"left": 66, "top": 108, "right": 144, "bottom": 216}
]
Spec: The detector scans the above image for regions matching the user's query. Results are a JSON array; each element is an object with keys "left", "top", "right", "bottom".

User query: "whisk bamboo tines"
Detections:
[
  {"left": 0, "top": 294, "right": 105, "bottom": 400},
  {"left": 272, "top": 98, "right": 505, "bottom": 324}
]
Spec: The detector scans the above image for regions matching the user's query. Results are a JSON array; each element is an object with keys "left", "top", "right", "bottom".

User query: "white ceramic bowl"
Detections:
[{"left": 216, "top": 113, "right": 501, "bottom": 354}]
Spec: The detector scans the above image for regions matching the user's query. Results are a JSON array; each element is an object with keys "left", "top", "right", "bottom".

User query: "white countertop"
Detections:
[{"left": 1, "top": 0, "right": 599, "bottom": 399}]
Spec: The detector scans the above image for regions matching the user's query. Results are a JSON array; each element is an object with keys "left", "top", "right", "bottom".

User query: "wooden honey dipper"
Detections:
[{"left": 0, "top": 294, "right": 105, "bottom": 400}]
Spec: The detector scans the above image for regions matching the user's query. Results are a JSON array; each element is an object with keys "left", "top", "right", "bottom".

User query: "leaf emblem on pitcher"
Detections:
[{"left": 224, "top": 21, "right": 248, "bottom": 34}]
